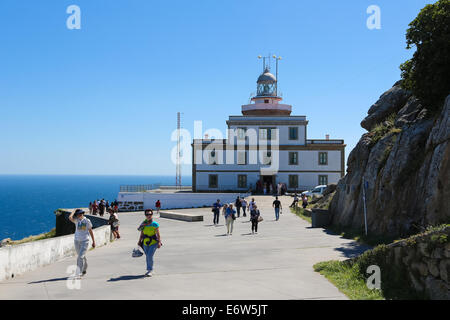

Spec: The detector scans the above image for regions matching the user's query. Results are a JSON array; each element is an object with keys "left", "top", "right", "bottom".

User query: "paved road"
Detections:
[{"left": 0, "top": 195, "right": 369, "bottom": 300}]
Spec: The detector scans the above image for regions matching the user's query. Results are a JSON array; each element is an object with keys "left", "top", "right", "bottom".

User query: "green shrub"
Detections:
[{"left": 400, "top": 0, "right": 450, "bottom": 112}]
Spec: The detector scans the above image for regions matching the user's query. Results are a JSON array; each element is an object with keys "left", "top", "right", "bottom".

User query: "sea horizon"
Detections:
[{"left": 0, "top": 174, "right": 192, "bottom": 241}]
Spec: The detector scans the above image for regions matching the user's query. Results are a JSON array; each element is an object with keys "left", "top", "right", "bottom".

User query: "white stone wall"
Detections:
[
  {"left": 0, "top": 225, "right": 110, "bottom": 282},
  {"left": 117, "top": 192, "right": 250, "bottom": 210}
]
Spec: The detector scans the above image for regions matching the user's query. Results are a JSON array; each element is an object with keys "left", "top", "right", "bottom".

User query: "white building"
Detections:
[{"left": 192, "top": 63, "right": 345, "bottom": 193}]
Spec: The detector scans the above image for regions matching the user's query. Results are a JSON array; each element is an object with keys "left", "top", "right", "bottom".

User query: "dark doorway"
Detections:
[{"left": 261, "top": 175, "right": 275, "bottom": 194}]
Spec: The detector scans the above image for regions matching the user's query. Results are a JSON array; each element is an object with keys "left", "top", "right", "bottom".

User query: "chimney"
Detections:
[{"left": 325, "top": 134, "right": 330, "bottom": 140}]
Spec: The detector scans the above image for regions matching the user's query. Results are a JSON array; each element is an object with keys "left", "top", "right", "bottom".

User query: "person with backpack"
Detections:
[
  {"left": 69, "top": 209, "right": 96, "bottom": 278},
  {"left": 137, "top": 209, "right": 162, "bottom": 277},
  {"left": 224, "top": 204, "right": 236, "bottom": 235},
  {"left": 272, "top": 196, "right": 282, "bottom": 221},
  {"left": 250, "top": 205, "right": 261, "bottom": 234},
  {"left": 212, "top": 199, "right": 222, "bottom": 225}
]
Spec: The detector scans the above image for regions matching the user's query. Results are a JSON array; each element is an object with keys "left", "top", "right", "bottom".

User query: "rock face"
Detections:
[{"left": 330, "top": 82, "right": 450, "bottom": 237}]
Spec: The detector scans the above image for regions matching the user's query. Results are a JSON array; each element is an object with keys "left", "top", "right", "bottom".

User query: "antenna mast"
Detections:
[{"left": 176, "top": 112, "right": 182, "bottom": 189}]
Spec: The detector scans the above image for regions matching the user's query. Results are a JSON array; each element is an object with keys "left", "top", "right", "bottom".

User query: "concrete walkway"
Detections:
[{"left": 0, "top": 195, "right": 369, "bottom": 300}]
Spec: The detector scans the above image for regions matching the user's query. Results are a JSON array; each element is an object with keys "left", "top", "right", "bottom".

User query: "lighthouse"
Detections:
[{"left": 192, "top": 57, "right": 346, "bottom": 193}]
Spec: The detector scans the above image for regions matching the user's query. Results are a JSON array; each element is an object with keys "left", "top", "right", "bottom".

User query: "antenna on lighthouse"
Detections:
[{"left": 176, "top": 112, "right": 182, "bottom": 189}]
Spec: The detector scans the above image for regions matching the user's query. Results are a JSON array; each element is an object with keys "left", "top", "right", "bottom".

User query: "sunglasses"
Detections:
[{"left": 145, "top": 213, "right": 153, "bottom": 216}]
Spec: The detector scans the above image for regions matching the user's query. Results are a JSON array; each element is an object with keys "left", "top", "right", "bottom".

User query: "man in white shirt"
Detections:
[{"left": 69, "top": 209, "right": 96, "bottom": 278}]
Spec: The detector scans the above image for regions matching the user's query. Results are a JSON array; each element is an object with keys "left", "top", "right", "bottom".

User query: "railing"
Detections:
[
  {"left": 307, "top": 139, "right": 344, "bottom": 144},
  {"left": 119, "top": 184, "right": 161, "bottom": 192}
]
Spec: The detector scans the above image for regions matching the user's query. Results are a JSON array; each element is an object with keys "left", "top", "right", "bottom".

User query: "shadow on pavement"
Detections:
[
  {"left": 107, "top": 275, "right": 147, "bottom": 282},
  {"left": 334, "top": 242, "right": 371, "bottom": 258},
  {"left": 28, "top": 277, "right": 69, "bottom": 284}
]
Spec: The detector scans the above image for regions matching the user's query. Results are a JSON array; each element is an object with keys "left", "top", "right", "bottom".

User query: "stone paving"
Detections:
[{"left": 0, "top": 195, "right": 370, "bottom": 300}]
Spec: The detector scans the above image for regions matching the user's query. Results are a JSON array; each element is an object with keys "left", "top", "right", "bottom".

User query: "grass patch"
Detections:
[
  {"left": 368, "top": 113, "right": 402, "bottom": 147},
  {"left": 313, "top": 260, "right": 384, "bottom": 300},
  {"left": 10, "top": 228, "right": 57, "bottom": 245},
  {"left": 290, "top": 206, "right": 311, "bottom": 223}
]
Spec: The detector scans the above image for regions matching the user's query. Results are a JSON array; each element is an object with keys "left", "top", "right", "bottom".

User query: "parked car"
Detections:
[{"left": 301, "top": 185, "right": 327, "bottom": 198}]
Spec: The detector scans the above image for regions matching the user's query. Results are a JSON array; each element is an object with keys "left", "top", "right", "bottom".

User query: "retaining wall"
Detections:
[{"left": 0, "top": 224, "right": 111, "bottom": 282}]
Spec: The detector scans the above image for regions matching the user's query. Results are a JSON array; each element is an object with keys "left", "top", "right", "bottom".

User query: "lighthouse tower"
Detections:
[{"left": 241, "top": 65, "right": 292, "bottom": 116}]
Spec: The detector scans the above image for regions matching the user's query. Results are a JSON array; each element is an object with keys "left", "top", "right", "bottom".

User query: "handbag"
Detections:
[
  {"left": 257, "top": 216, "right": 263, "bottom": 222},
  {"left": 232, "top": 214, "right": 236, "bottom": 220},
  {"left": 132, "top": 248, "right": 143, "bottom": 258}
]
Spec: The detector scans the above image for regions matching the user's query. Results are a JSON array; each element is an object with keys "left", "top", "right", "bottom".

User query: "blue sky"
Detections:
[{"left": 0, "top": 0, "right": 434, "bottom": 175}]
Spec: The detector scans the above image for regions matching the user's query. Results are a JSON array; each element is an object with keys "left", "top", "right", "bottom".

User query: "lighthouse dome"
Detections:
[{"left": 257, "top": 69, "right": 276, "bottom": 83}]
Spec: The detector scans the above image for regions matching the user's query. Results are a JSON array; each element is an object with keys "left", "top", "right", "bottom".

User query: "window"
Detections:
[
  {"left": 209, "top": 175, "right": 218, "bottom": 188},
  {"left": 289, "top": 175, "right": 298, "bottom": 189},
  {"left": 318, "top": 175, "right": 328, "bottom": 186},
  {"left": 289, "top": 127, "right": 298, "bottom": 140},
  {"left": 209, "top": 149, "right": 217, "bottom": 165},
  {"left": 289, "top": 152, "right": 298, "bottom": 165},
  {"left": 237, "top": 151, "right": 247, "bottom": 165},
  {"left": 319, "top": 152, "right": 328, "bottom": 165},
  {"left": 237, "top": 175, "right": 247, "bottom": 188},
  {"left": 237, "top": 127, "right": 247, "bottom": 140},
  {"left": 259, "top": 128, "right": 276, "bottom": 140},
  {"left": 264, "top": 99, "right": 269, "bottom": 104}
]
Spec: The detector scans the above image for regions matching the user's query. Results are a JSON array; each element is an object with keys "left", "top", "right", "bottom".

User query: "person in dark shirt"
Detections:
[
  {"left": 235, "top": 196, "right": 242, "bottom": 218},
  {"left": 272, "top": 196, "right": 282, "bottom": 221},
  {"left": 212, "top": 199, "right": 222, "bottom": 225},
  {"left": 250, "top": 205, "right": 261, "bottom": 234}
]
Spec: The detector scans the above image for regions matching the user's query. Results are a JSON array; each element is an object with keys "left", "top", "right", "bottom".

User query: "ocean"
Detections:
[{"left": 0, "top": 175, "right": 191, "bottom": 241}]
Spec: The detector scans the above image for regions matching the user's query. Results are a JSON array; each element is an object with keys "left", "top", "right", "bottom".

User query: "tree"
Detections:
[{"left": 400, "top": 0, "right": 450, "bottom": 112}]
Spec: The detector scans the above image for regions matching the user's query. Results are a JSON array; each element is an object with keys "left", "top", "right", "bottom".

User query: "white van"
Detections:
[{"left": 301, "top": 185, "right": 327, "bottom": 197}]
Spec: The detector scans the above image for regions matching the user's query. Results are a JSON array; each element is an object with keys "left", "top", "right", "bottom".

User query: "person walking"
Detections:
[
  {"left": 108, "top": 209, "right": 120, "bottom": 240},
  {"left": 155, "top": 200, "right": 161, "bottom": 215},
  {"left": 290, "top": 194, "right": 299, "bottom": 208},
  {"left": 225, "top": 204, "right": 236, "bottom": 235},
  {"left": 99, "top": 200, "right": 105, "bottom": 217},
  {"left": 92, "top": 201, "right": 98, "bottom": 215},
  {"left": 250, "top": 205, "right": 261, "bottom": 234},
  {"left": 88, "top": 202, "right": 93, "bottom": 215},
  {"left": 212, "top": 199, "right": 222, "bottom": 225},
  {"left": 249, "top": 198, "right": 256, "bottom": 221},
  {"left": 137, "top": 209, "right": 162, "bottom": 277},
  {"left": 272, "top": 196, "right": 282, "bottom": 221},
  {"left": 235, "top": 196, "right": 242, "bottom": 218},
  {"left": 241, "top": 198, "right": 248, "bottom": 217},
  {"left": 69, "top": 209, "right": 96, "bottom": 278}
]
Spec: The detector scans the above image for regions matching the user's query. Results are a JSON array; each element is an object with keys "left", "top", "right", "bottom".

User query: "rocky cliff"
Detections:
[{"left": 330, "top": 82, "right": 450, "bottom": 238}]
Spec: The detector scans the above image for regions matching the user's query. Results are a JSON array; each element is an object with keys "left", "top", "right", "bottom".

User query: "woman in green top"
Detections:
[{"left": 138, "top": 209, "right": 162, "bottom": 277}]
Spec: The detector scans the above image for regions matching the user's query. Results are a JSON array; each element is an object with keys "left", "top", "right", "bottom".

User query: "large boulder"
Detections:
[
  {"left": 330, "top": 88, "right": 450, "bottom": 238},
  {"left": 360, "top": 81, "right": 412, "bottom": 131}
]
